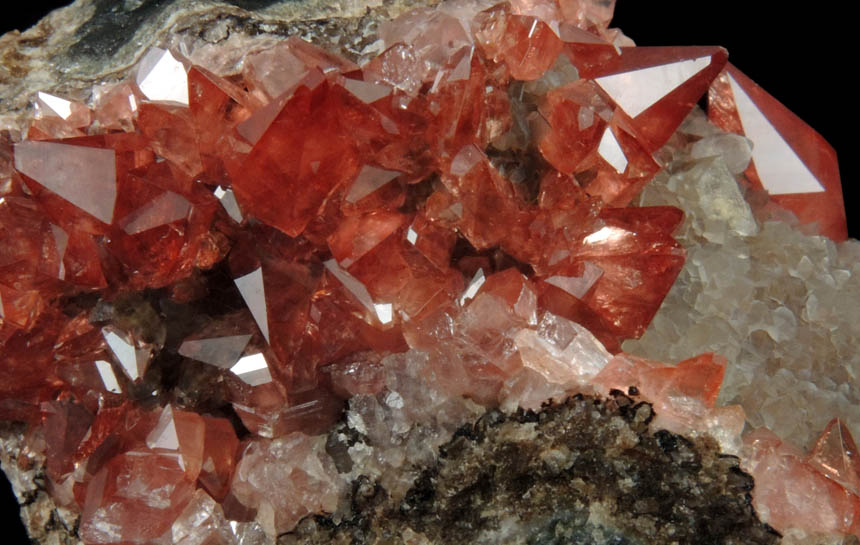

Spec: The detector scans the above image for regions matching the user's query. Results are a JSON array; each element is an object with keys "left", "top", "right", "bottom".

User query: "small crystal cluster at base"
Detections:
[{"left": 0, "top": 0, "right": 856, "bottom": 544}]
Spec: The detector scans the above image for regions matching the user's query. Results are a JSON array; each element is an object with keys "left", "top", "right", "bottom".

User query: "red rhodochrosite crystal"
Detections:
[
  {"left": 808, "top": 418, "right": 860, "bottom": 497},
  {"left": 0, "top": 0, "right": 851, "bottom": 543},
  {"left": 536, "top": 45, "right": 728, "bottom": 206},
  {"left": 708, "top": 63, "right": 848, "bottom": 241},
  {"left": 592, "top": 352, "right": 745, "bottom": 447},
  {"left": 568, "top": 45, "right": 729, "bottom": 152},
  {"left": 744, "top": 427, "right": 860, "bottom": 537}
]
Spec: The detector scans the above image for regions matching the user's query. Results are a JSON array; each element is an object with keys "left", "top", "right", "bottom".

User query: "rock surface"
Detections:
[
  {"left": 1, "top": 422, "right": 82, "bottom": 545},
  {"left": 0, "top": 0, "right": 432, "bottom": 129},
  {"left": 284, "top": 394, "right": 781, "bottom": 545}
]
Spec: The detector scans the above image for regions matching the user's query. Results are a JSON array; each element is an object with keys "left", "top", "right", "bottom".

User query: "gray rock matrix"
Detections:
[{"left": 0, "top": 0, "right": 434, "bottom": 129}]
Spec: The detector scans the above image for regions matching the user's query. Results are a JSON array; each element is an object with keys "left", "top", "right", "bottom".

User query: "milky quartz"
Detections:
[
  {"left": 230, "top": 433, "right": 344, "bottom": 535},
  {"left": 623, "top": 107, "right": 859, "bottom": 538},
  {"left": 625, "top": 108, "right": 860, "bottom": 449},
  {"left": 0, "top": 0, "right": 854, "bottom": 543}
]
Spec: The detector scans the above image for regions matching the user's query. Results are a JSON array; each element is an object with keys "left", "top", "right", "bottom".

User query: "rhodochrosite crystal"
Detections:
[
  {"left": 0, "top": 1, "right": 854, "bottom": 544},
  {"left": 709, "top": 64, "right": 847, "bottom": 241}
]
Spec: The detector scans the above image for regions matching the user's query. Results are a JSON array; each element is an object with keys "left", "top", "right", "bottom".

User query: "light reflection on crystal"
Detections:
[
  {"left": 102, "top": 328, "right": 151, "bottom": 382},
  {"left": 374, "top": 303, "right": 394, "bottom": 325},
  {"left": 13, "top": 141, "right": 117, "bottom": 224},
  {"left": 406, "top": 226, "right": 419, "bottom": 245},
  {"left": 230, "top": 352, "right": 273, "bottom": 386},
  {"left": 597, "top": 126, "right": 628, "bottom": 173},
  {"left": 35, "top": 92, "right": 73, "bottom": 119},
  {"left": 120, "top": 191, "right": 192, "bottom": 234},
  {"left": 545, "top": 262, "right": 603, "bottom": 298},
  {"left": 708, "top": 64, "right": 845, "bottom": 240},
  {"left": 147, "top": 405, "right": 181, "bottom": 451},
  {"left": 448, "top": 46, "right": 474, "bottom": 82},
  {"left": 214, "top": 186, "right": 243, "bottom": 223},
  {"left": 450, "top": 144, "right": 483, "bottom": 176},
  {"left": 234, "top": 268, "right": 269, "bottom": 343},
  {"left": 583, "top": 225, "right": 623, "bottom": 245},
  {"left": 345, "top": 165, "right": 400, "bottom": 203},
  {"left": 595, "top": 55, "right": 711, "bottom": 118},
  {"left": 726, "top": 74, "right": 824, "bottom": 195},
  {"left": 343, "top": 78, "right": 392, "bottom": 104},
  {"left": 50, "top": 224, "right": 69, "bottom": 280},
  {"left": 178, "top": 334, "right": 253, "bottom": 368},
  {"left": 459, "top": 268, "right": 486, "bottom": 306},
  {"left": 324, "top": 259, "right": 394, "bottom": 326},
  {"left": 94, "top": 360, "right": 122, "bottom": 394},
  {"left": 136, "top": 48, "right": 189, "bottom": 106}
]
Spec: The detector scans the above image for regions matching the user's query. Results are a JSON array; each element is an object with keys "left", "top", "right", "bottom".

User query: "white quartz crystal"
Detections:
[{"left": 624, "top": 108, "right": 860, "bottom": 449}]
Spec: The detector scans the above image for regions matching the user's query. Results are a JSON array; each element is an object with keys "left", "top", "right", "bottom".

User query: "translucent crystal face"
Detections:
[
  {"left": 708, "top": 65, "right": 847, "bottom": 241},
  {"left": 0, "top": 0, "right": 854, "bottom": 544},
  {"left": 13, "top": 141, "right": 118, "bottom": 224}
]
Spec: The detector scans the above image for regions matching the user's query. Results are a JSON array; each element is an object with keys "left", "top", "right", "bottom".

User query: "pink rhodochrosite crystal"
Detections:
[
  {"left": 808, "top": 418, "right": 860, "bottom": 497},
  {"left": 744, "top": 427, "right": 860, "bottom": 537},
  {"left": 0, "top": 0, "right": 853, "bottom": 543},
  {"left": 708, "top": 63, "right": 848, "bottom": 241}
]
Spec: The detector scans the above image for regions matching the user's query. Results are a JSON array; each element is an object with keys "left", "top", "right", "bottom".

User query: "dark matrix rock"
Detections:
[{"left": 283, "top": 393, "right": 781, "bottom": 545}]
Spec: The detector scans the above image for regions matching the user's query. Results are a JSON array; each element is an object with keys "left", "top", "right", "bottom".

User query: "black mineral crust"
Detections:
[{"left": 282, "top": 394, "right": 781, "bottom": 545}]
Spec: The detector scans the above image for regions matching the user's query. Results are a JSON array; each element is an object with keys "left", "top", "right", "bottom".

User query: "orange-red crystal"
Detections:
[{"left": 0, "top": 0, "right": 851, "bottom": 543}]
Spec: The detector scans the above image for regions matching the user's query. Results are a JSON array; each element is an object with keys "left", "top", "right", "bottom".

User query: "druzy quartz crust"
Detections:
[{"left": 0, "top": 1, "right": 857, "bottom": 544}]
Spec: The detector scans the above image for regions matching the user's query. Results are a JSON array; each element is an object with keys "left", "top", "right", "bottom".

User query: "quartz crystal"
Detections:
[{"left": 0, "top": 0, "right": 854, "bottom": 544}]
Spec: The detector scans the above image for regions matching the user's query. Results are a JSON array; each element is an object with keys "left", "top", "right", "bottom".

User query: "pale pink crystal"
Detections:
[{"left": 230, "top": 433, "right": 344, "bottom": 534}]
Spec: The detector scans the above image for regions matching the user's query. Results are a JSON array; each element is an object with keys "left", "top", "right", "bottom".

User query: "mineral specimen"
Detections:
[
  {"left": 0, "top": 1, "right": 856, "bottom": 544},
  {"left": 286, "top": 394, "right": 781, "bottom": 545}
]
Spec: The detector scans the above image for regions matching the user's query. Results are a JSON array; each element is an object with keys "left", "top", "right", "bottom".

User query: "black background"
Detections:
[{"left": 0, "top": 1, "right": 854, "bottom": 543}]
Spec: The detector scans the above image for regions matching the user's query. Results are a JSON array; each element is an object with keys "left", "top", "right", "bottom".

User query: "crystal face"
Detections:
[
  {"left": 708, "top": 63, "right": 847, "bottom": 241},
  {"left": 0, "top": 1, "right": 855, "bottom": 544}
]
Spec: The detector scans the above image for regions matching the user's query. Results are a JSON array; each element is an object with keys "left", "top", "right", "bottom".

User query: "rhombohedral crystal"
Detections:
[{"left": 0, "top": 1, "right": 856, "bottom": 544}]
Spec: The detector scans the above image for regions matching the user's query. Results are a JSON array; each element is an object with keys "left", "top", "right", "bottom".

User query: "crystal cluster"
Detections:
[
  {"left": 626, "top": 109, "right": 860, "bottom": 450},
  {"left": 0, "top": 0, "right": 856, "bottom": 544},
  {"left": 622, "top": 108, "right": 860, "bottom": 542}
]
